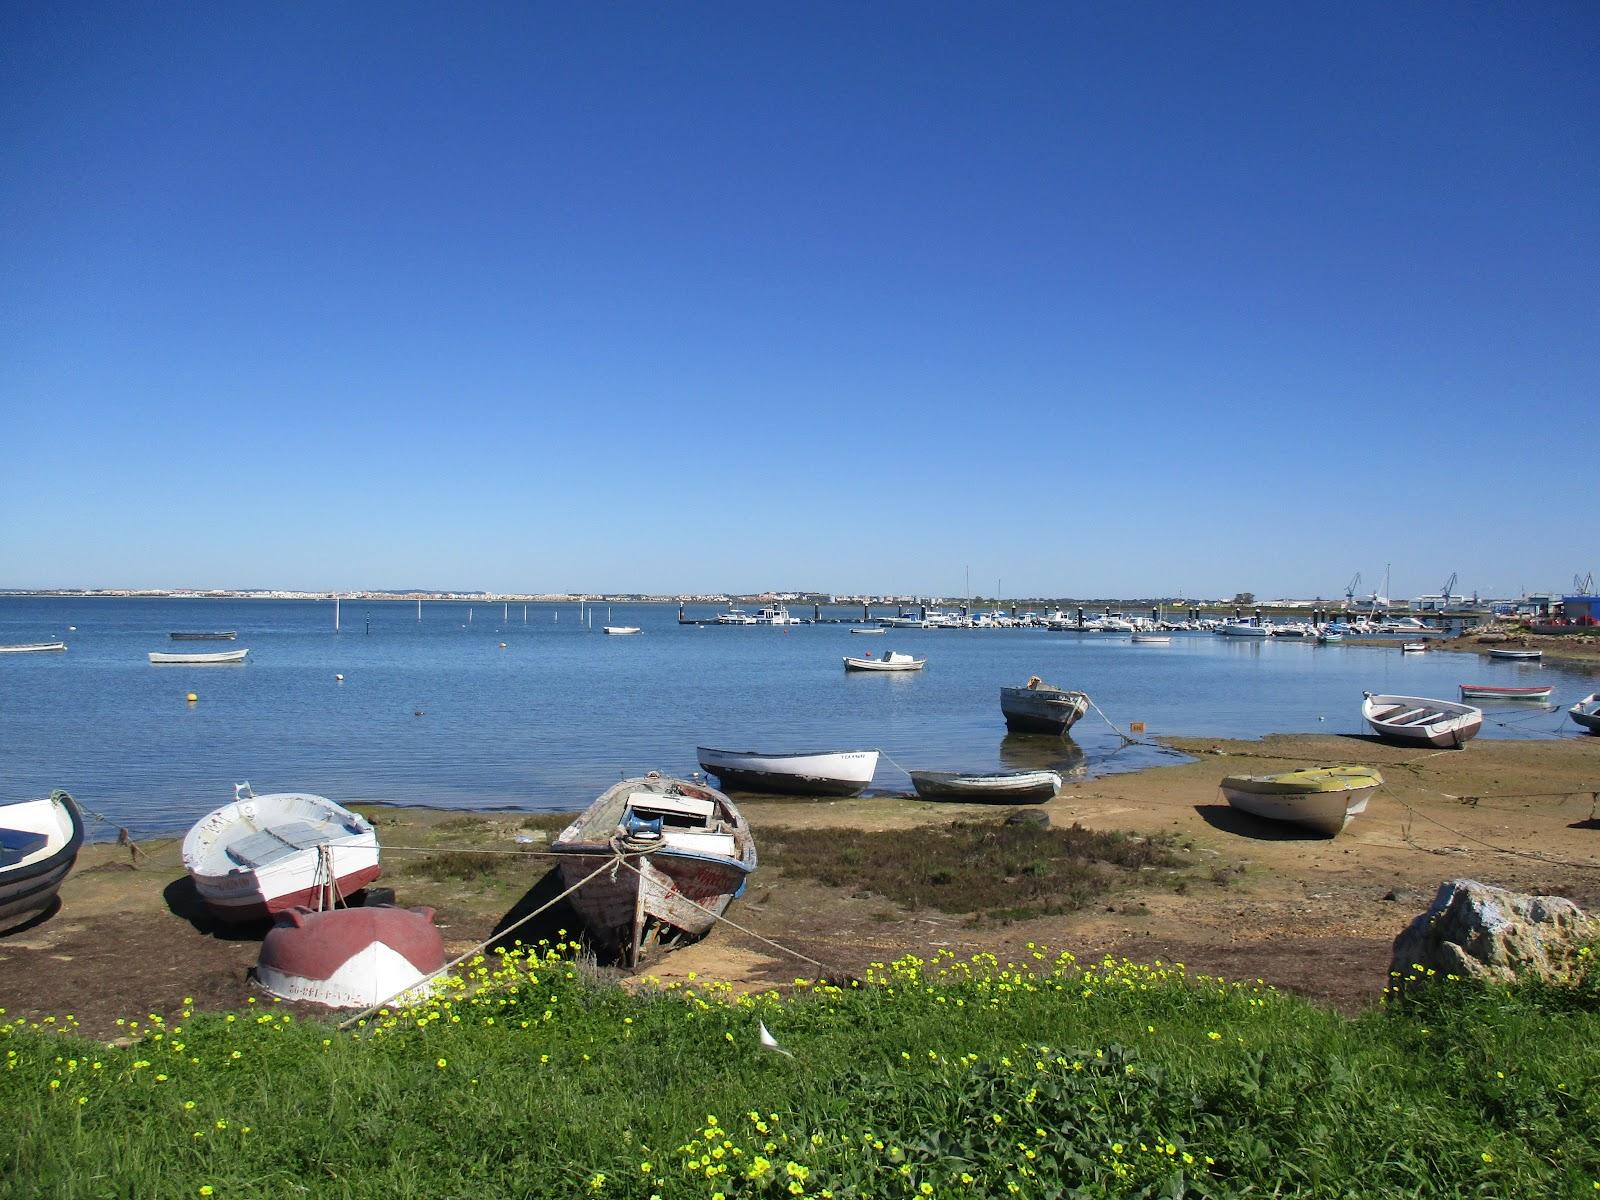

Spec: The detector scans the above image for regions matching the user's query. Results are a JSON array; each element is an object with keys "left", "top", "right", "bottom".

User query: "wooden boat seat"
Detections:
[
  {"left": 1399, "top": 710, "right": 1445, "bottom": 726},
  {"left": 1383, "top": 707, "right": 1425, "bottom": 724},
  {"left": 226, "top": 821, "right": 337, "bottom": 869},
  {"left": 0, "top": 828, "right": 48, "bottom": 868}
]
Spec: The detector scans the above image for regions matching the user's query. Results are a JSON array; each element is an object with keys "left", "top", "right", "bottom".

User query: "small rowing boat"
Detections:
[
  {"left": 1458, "top": 684, "right": 1552, "bottom": 702},
  {"left": 842, "top": 650, "right": 925, "bottom": 672},
  {"left": 696, "top": 746, "right": 879, "bottom": 796},
  {"left": 0, "top": 791, "right": 83, "bottom": 933},
  {"left": 1401, "top": 642, "right": 1427, "bottom": 654},
  {"left": 1219, "top": 766, "right": 1382, "bottom": 836},
  {"left": 908, "top": 769, "right": 1062, "bottom": 803},
  {"left": 1130, "top": 634, "right": 1171, "bottom": 644},
  {"left": 182, "top": 785, "right": 381, "bottom": 922},
  {"left": 552, "top": 772, "right": 756, "bottom": 967},
  {"left": 149, "top": 649, "right": 249, "bottom": 664},
  {"left": 603, "top": 626, "right": 641, "bottom": 635},
  {"left": 1488, "top": 648, "right": 1541, "bottom": 661},
  {"left": 0, "top": 642, "right": 66, "bottom": 654},
  {"left": 849, "top": 627, "right": 886, "bottom": 635},
  {"left": 170, "top": 631, "right": 237, "bottom": 641},
  {"left": 1000, "top": 677, "right": 1090, "bottom": 734},
  {"left": 1362, "top": 692, "right": 1483, "bottom": 749},
  {"left": 1570, "top": 693, "right": 1600, "bottom": 735}
]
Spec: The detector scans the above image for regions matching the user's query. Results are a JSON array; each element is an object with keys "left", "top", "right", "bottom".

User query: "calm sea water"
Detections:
[{"left": 1, "top": 597, "right": 1591, "bottom": 838}]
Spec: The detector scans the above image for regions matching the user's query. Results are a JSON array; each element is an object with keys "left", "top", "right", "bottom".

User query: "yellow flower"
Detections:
[
  {"left": 198, "top": 1189, "right": 214, "bottom": 1197},
  {"left": 436, "top": 1059, "right": 447, "bottom": 1069}
]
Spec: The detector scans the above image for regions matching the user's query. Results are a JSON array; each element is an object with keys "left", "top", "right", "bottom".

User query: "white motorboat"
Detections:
[
  {"left": 1215, "top": 621, "right": 1270, "bottom": 638},
  {"left": 603, "top": 626, "right": 641, "bottom": 635},
  {"left": 0, "top": 790, "right": 83, "bottom": 933},
  {"left": 182, "top": 785, "right": 381, "bottom": 922},
  {"left": 1000, "top": 677, "right": 1090, "bottom": 734},
  {"left": 1219, "top": 766, "right": 1382, "bottom": 836},
  {"left": 908, "top": 769, "right": 1062, "bottom": 803},
  {"left": 714, "top": 608, "right": 757, "bottom": 625},
  {"left": 1361, "top": 693, "right": 1483, "bottom": 749},
  {"left": 752, "top": 605, "right": 800, "bottom": 625},
  {"left": 149, "top": 649, "right": 249, "bottom": 664},
  {"left": 0, "top": 642, "right": 67, "bottom": 654},
  {"left": 1569, "top": 693, "right": 1600, "bottom": 735},
  {"left": 552, "top": 772, "right": 757, "bottom": 967},
  {"left": 696, "top": 746, "right": 879, "bottom": 796},
  {"left": 842, "top": 650, "right": 926, "bottom": 672},
  {"left": 1401, "top": 642, "right": 1427, "bottom": 654}
]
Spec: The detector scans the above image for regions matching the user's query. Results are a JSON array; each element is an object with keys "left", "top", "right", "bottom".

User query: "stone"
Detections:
[
  {"left": 1005, "top": 809, "right": 1050, "bottom": 828},
  {"left": 1389, "top": 878, "right": 1597, "bottom": 991}
]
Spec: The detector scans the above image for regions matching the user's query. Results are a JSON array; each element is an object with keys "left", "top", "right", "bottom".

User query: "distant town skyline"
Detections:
[{"left": 3, "top": 6, "right": 1595, "bottom": 598}]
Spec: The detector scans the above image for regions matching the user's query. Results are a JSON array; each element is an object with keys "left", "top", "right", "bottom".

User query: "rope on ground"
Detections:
[
  {"left": 337, "top": 850, "right": 634, "bottom": 1033},
  {"left": 612, "top": 857, "right": 838, "bottom": 975},
  {"left": 1377, "top": 785, "right": 1599, "bottom": 871}
]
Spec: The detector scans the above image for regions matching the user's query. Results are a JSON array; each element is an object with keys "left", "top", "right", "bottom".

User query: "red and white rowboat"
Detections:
[
  {"left": 1458, "top": 684, "right": 1552, "bottom": 702},
  {"left": 256, "top": 905, "right": 445, "bottom": 1008}
]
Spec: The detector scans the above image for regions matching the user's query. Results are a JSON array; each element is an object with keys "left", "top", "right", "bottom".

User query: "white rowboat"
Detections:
[
  {"left": 0, "top": 642, "right": 67, "bottom": 654},
  {"left": 150, "top": 649, "right": 249, "bottom": 664},
  {"left": 1219, "top": 766, "right": 1382, "bottom": 836},
  {"left": 552, "top": 773, "right": 757, "bottom": 967},
  {"left": 696, "top": 746, "right": 879, "bottom": 796},
  {"left": 1362, "top": 692, "right": 1483, "bottom": 749},
  {"left": 1488, "top": 648, "right": 1541, "bottom": 661},
  {"left": 1570, "top": 693, "right": 1600, "bottom": 735},
  {"left": 842, "top": 650, "right": 925, "bottom": 672},
  {"left": 0, "top": 791, "right": 83, "bottom": 933},
  {"left": 603, "top": 626, "right": 641, "bottom": 635},
  {"left": 908, "top": 770, "right": 1062, "bottom": 803},
  {"left": 848, "top": 627, "right": 886, "bottom": 635},
  {"left": 182, "top": 785, "right": 381, "bottom": 922}
]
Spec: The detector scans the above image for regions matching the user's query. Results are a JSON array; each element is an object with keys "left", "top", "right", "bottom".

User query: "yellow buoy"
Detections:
[{"left": 186, "top": 692, "right": 198, "bottom": 703}]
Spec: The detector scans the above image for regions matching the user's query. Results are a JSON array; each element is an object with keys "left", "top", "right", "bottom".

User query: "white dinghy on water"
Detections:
[
  {"left": 150, "top": 649, "right": 249, "bottom": 664},
  {"left": 552, "top": 773, "right": 757, "bottom": 968},
  {"left": 1361, "top": 693, "right": 1483, "bottom": 749},
  {"left": 182, "top": 784, "right": 382, "bottom": 922},
  {"left": 842, "top": 650, "right": 926, "bottom": 672},
  {"left": 697, "top": 747, "right": 879, "bottom": 796}
]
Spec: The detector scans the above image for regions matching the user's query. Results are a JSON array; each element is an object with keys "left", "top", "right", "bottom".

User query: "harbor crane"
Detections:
[
  {"left": 1344, "top": 572, "right": 1361, "bottom": 605},
  {"left": 1441, "top": 572, "right": 1458, "bottom": 605},
  {"left": 1577, "top": 572, "right": 1595, "bottom": 595}
]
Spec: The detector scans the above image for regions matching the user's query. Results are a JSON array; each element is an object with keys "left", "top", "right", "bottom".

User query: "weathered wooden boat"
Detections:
[
  {"left": 255, "top": 904, "right": 445, "bottom": 1008},
  {"left": 182, "top": 785, "right": 381, "bottom": 922},
  {"left": 849, "top": 627, "right": 886, "bottom": 634},
  {"left": 1570, "top": 693, "right": 1600, "bottom": 735},
  {"left": 1488, "top": 648, "right": 1541, "bottom": 661},
  {"left": 0, "top": 791, "right": 83, "bottom": 933},
  {"left": 1458, "top": 684, "right": 1552, "bottom": 702},
  {"left": 149, "top": 649, "right": 249, "bottom": 664},
  {"left": 696, "top": 746, "right": 879, "bottom": 796},
  {"left": 0, "top": 642, "right": 67, "bottom": 654},
  {"left": 602, "top": 626, "right": 641, "bottom": 635},
  {"left": 1219, "top": 766, "right": 1382, "bottom": 836},
  {"left": 170, "top": 631, "right": 237, "bottom": 641},
  {"left": 908, "top": 769, "right": 1062, "bottom": 803},
  {"left": 1361, "top": 693, "right": 1483, "bottom": 749},
  {"left": 842, "top": 650, "right": 926, "bottom": 672},
  {"left": 1000, "top": 678, "right": 1090, "bottom": 734},
  {"left": 552, "top": 773, "right": 757, "bottom": 967}
]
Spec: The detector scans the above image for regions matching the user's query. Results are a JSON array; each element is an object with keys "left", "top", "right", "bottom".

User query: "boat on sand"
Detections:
[
  {"left": 256, "top": 904, "right": 446, "bottom": 1008},
  {"left": 1219, "top": 766, "right": 1382, "bottom": 836},
  {"left": 1361, "top": 693, "right": 1483, "bottom": 749},
  {"left": 182, "top": 785, "right": 381, "bottom": 922},
  {"left": 1570, "top": 693, "right": 1600, "bottom": 735},
  {"left": 908, "top": 769, "right": 1062, "bottom": 803},
  {"left": 1000, "top": 677, "right": 1090, "bottom": 734},
  {"left": 0, "top": 791, "right": 83, "bottom": 933},
  {"left": 842, "top": 650, "right": 925, "bottom": 672},
  {"left": 696, "top": 747, "right": 878, "bottom": 796},
  {"left": 552, "top": 772, "right": 756, "bottom": 967}
]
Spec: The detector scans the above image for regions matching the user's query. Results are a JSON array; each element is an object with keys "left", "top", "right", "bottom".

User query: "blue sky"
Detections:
[{"left": 2, "top": 4, "right": 1595, "bottom": 599}]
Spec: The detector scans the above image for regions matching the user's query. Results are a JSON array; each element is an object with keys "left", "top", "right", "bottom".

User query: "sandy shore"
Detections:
[{"left": 3, "top": 730, "right": 1596, "bottom": 1033}]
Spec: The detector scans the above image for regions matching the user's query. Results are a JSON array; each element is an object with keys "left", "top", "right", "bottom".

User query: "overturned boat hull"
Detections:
[{"left": 256, "top": 905, "right": 445, "bottom": 1008}]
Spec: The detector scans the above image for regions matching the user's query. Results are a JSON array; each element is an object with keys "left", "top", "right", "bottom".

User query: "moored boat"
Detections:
[
  {"left": 1401, "top": 642, "right": 1427, "bottom": 654},
  {"left": 1488, "top": 647, "right": 1542, "bottom": 661},
  {"left": 1361, "top": 692, "right": 1483, "bottom": 749},
  {"left": 150, "top": 649, "right": 249, "bottom": 664},
  {"left": 182, "top": 785, "right": 381, "bottom": 922},
  {"left": 603, "top": 626, "right": 641, "bottom": 635},
  {"left": 696, "top": 746, "right": 879, "bottom": 796},
  {"left": 1570, "top": 693, "right": 1600, "bottom": 735},
  {"left": 256, "top": 904, "right": 446, "bottom": 1008},
  {"left": 1130, "top": 634, "right": 1171, "bottom": 644},
  {"left": 1215, "top": 621, "right": 1270, "bottom": 638},
  {"left": 848, "top": 627, "right": 886, "bottom": 635},
  {"left": 170, "top": 631, "right": 238, "bottom": 641},
  {"left": 0, "top": 642, "right": 67, "bottom": 654},
  {"left": 1219, "top": 766, "right": 1382, "bottom": 836},
  {"left": 552, "top": 772, "right": 757, "bottom": 967},
  {"left": 842, "top": 650, "right": 926, "bottom": 672},
  {"left": 1458, "top": 684, "right": 1552, "bottom": 702},
  {"left": 0, "top": 791, "right": 83, "bottom": 933},
  {"left": 908, "top": 769, "right": 1062, "bottom": 803},
  {"left": 1000, "top": 677, "right": 1090, "bottom": 734}
]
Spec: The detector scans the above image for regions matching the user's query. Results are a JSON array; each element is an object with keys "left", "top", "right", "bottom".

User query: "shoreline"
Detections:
[{"left": 2, "top": 729, "right": 1596, "bottom": 1033}]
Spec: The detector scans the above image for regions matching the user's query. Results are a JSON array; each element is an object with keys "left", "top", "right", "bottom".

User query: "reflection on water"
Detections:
[{"left": 998, "top": 733, "right": 1088, "bottom": 776}]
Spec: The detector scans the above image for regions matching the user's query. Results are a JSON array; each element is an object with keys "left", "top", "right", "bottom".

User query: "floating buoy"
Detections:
[
  {"left": 499, "top": 642, "right": 507, "bottom": 648},
  {"left": 186, "top": 692, "right": 198, "bottom": 703},
  {"left": 68, "top": 626, "right": 76, "bottom": 631},
  {"left": 335, "top": 673, "right": 344, "bottom": 682},
  {"left": 413, "top": 710, "right": 424, "bottom": 717}
]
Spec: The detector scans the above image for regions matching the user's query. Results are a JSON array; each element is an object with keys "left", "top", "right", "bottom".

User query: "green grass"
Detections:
[
  {"left": 4, "top": 946, "right": 1598, "bottom": 1198},
  {"left": 760, "top": 820, "right": 1188, "bottom": 920}
]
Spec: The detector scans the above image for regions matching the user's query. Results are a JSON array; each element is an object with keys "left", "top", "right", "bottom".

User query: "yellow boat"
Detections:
[{"left": 1219, "top": 766, "right": 1383, "bottom": 836}]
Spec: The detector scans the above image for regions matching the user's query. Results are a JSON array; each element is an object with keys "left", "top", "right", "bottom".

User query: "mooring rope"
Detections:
[{"left": 1376, "top": 784, "right": 1599, "bottom": 870}]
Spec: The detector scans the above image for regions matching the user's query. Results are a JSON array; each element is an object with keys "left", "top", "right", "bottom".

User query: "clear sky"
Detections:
[{"left": 2, "top": 4, "right": 1595, "bottom": 600}]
